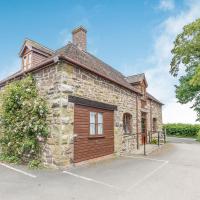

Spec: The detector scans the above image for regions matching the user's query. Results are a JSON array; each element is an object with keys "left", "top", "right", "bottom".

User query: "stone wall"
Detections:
[{"left": 33, "top": 63, "right": 74, "bottom": 167}]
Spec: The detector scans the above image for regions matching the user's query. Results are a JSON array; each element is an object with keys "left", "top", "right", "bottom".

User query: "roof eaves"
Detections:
[
  {"left": 147, "top": 93, "right": 164, "bottom": 105},
  {"left": 0, "top": 53, "right": 142, "bottom": 95},
  {"left": 0, "top": 56, "right": 58, "bottom": 87},
  {"left": 19, "top": 38, "right": 55, "bottom": 57}
]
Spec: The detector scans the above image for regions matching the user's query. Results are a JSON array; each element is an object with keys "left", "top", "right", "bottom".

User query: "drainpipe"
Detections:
[
  {"left": 136, "top": 95, "right": 139, "bottom": 150},
  {"left": 150, "top": 99, "right": 153, "bottom": 143}
]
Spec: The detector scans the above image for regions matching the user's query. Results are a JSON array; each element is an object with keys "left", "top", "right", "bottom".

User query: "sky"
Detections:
[{"left": 0, "top": 0, "right": 199, "bottom": 124}]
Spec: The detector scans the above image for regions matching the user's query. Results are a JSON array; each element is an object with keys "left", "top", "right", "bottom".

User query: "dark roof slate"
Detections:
[
  {"left": 19, "top": 39, "right": 54, "bottom": 56},
  {"left": 126, "top": 73, "right": 148, "bottom": 86},
  {"left": 147, "top": 92, "right": 164, "bottom": 105},
  {"left": 1, "top": 40, "right": 163, "bottom": 105},
  {"left": 57, "top": 42, "right": 138, "bottom": 92}
]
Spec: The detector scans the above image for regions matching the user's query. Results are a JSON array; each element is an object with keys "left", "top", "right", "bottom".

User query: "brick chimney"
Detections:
[{"left": 72, "top": 26, "right": 87, "bottom": 51}]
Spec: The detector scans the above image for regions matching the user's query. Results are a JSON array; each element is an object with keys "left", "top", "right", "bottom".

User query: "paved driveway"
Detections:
[{"left": 1, "top": 137, "right": 200, "bottom": 200}]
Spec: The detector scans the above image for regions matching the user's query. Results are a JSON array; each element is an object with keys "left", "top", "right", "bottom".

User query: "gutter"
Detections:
[
  {"left": 0, "top": 54, "right": 142, "bottom": 96},
  {"left": 0, "top": 56, "right": 58, "bottom": 87}
]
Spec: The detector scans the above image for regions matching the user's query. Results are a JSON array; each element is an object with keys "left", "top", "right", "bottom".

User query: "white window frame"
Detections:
[
  {"left": 23, "top": 56, "right": 27, "bottom": 67},
  {"left": 89, "top": 112, "right": 103, "bottom": 135}
]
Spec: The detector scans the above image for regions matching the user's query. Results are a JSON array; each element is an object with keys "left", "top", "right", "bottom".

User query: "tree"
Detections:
[
  {"left": 170, "top": 18, "right": 200, "bottom": 121},
  {"left": 0, "top": 76, "right": 48, "bottom": 166}
]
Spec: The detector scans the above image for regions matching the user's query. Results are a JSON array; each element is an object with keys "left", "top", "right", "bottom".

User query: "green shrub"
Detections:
[
  {"left": 0, "top": 76, "right": 48, "bottom": 165},
  {"left": 163, "top": 123, "right": 200, "bottom": 137},
  {"left": 28, "top": 159, "right": 42, "bottom": 169},
  {"left": 151, "top": 138, "right": 158, "bottom": 145},
  {"left": 197, "top": 130, "right": 200, "bottom": 141},
  {"left": 0, "top": 154, "right": 20, "bottom": 164}
]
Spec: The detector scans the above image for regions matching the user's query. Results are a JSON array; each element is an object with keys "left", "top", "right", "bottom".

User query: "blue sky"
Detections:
[{"left": 0, "top": 0, "right": 199, "bottom": 123}]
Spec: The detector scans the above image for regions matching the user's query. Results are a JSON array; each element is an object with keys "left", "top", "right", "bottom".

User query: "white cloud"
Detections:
[
  {"left": 163, "top": 100, "right": 197, "bottom": 124},
  {"left": 146, "top": 0, "right": 200, "bottom": 123},
  {"left": 158, "top": 0, "right": 175, "bottom": 11}
]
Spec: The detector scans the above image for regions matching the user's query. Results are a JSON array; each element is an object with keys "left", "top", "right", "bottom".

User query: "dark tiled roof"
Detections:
[
  {"left": 147, "top": 92, "right": 164, "bottom": 105},
  {"left": 126, "top": 73, "right": 148, "bottom": 86},
  {"left": 57, "top": 42, "right": 139, "bottom": 92},
  {"left": 126, "top": 73, "right": 145, "bottom": 83},
  {"left": 0, "top": 40, "right": 163, "bottom": 105}
]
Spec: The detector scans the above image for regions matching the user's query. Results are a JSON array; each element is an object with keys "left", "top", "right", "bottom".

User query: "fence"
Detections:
[{"left": 141, "top": 130, "right": 167, "bottom": 155}]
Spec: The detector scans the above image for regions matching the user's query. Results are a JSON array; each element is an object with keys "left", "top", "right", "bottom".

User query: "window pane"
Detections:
[
  {"left": 24, "top": 56, "right": 27, "bottom": 66},
  {"left": 98, "top": 124, "right": 103, "bottom": 135},
  {"left": 98, "top": 113, "right": 103, "bottom": 123},
  {"left": 90, "top": 112, "right": 96, "bottom": 123},
  {"left": 90, "top": 124, "right": 96, "bottom": 135},
  {"left": 28, "top": 54, "right": 32, "bottom": 65},
  {"left": 98, "top": 113, "right": 103, "bottom": 135},
  {"left": 90, "top": 112, "right": 96, "bottom": 135}
]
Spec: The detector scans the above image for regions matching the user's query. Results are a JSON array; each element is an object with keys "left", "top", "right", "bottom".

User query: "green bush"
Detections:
[
  {"left": 0, "top": 76, "right": 48, "bottom": 166},
  {"left": 28, "top": 159, "right": 42, "bottom": 169},
  {"left": 163, "top": 123, "right": 200, "bottom": 137},
  {"left": 151, "top": 138, "right": 158, "bottom": 145},
  {"left": 197, "top": 130, "right": 200, "bottom": 141}
]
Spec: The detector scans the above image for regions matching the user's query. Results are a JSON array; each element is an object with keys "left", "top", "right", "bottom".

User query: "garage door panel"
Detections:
[{"left": 74, "top": 104, "right": 114, "bottom": 163}]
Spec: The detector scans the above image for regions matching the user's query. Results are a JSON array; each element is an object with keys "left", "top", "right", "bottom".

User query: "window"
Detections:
[
  {"left": 153, "top": 118, "right": 157, "bottom": 132},
  {"left": 28, "top": 53, "right": 32, "bottom": 68},
  {"left": 23, "top": 53, "right": 32, "bottom": 70},
  {"left": 90, "top": 112, "right": 103, "bottom": 135},
  {"left": 23, "top": 56, "right": 27, "bottom": 67},
  {"left": 123, "top": 113, "right": 132, "bottom": 134}
]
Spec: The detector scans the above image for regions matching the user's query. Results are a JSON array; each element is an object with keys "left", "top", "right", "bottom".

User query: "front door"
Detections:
[{"left": 141, "top": 112, "right": 147, "bottom": 144}]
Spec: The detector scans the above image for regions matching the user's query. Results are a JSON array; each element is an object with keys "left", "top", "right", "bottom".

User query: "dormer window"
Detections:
[{"left": 19, "top": 39, "right": 54, "bottom": 71}]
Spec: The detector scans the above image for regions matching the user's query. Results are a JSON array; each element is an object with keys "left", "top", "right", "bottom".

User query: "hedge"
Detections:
[{"left": 163, "top": 123, "right": 200, "bottom": 137}]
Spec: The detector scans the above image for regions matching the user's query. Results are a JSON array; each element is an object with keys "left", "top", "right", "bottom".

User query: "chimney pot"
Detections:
[{"left": 72, "top": 26, "right": 87, "bottom": 51}]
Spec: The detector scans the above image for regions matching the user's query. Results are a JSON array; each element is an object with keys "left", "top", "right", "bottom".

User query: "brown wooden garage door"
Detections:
[{"left": 74, "top": 104, "right": 114, "bottom": 163}]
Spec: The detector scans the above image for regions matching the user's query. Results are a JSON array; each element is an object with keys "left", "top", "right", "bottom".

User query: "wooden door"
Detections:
[{"left": 141, "top": 112, "right": 147, "bottom": 144}]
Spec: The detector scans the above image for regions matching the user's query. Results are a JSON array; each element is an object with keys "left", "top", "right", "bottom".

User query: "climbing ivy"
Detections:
[{"left": 0, "top": 76, "right": 48, "bottom": 166}]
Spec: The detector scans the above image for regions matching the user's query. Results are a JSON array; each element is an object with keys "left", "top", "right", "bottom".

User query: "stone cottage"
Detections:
[{"left": 0, "top": 26, "right": 163, "bottom": 167}]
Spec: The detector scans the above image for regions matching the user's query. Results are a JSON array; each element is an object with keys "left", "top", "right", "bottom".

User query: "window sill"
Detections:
[{"left": 88, "top": 135, "right": 105, "bottom": 139}]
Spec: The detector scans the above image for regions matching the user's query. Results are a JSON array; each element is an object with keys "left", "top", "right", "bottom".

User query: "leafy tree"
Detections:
[
  {"left": 0, "top": 76, "right": 48, "bottom": 166},
  {"left": 170, "top": 18, "right": 200, "bottom": 121}
]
